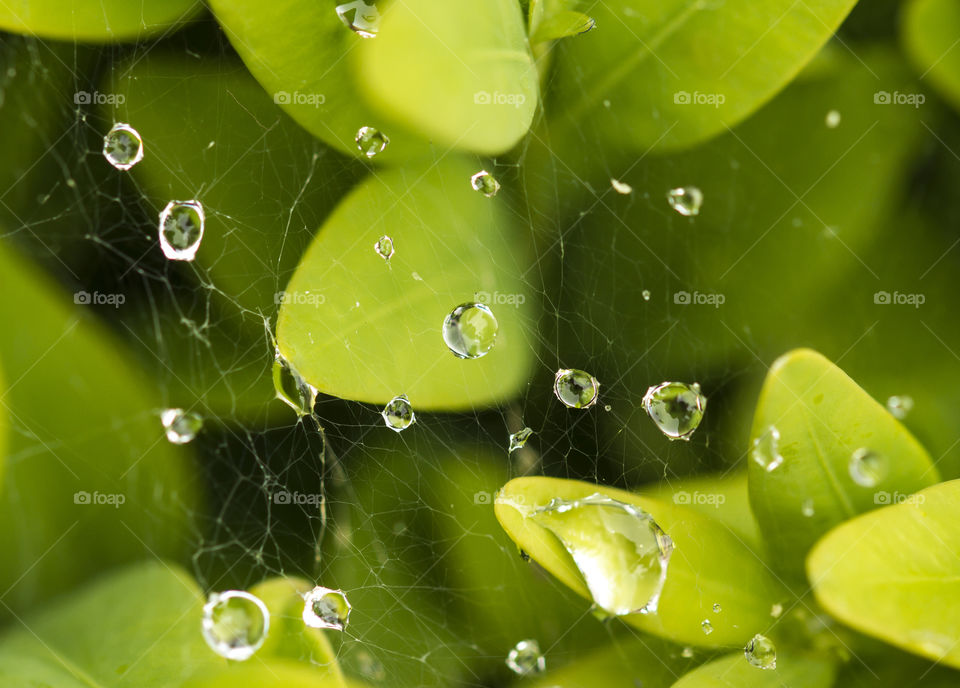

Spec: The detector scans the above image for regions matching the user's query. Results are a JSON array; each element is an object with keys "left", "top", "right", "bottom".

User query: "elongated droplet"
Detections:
[
  {"left": 509, "top": 427, "right": 534, "bottom": 453},
  {"left": 355, "top": 126, "right": 389, "bottom": 158},
  {"left": 506, "top": 639, "right": 545, "bottom": 675},
  {"left": 530, "top": 493, "right": 673, "bottom": 616},
  {"left": 744, "top": 633, "right": 777, "bottom": 670},
  {"left": 642, "top": 289, "right": 651, "bottom": 301},
  {"left": 159, "top": 200, "right": 204, "bottom": 261},
  {"left": 273, "top": 350, "right": 318, "bottom": 417},
  {"left": 443, "top": 303, "right": 498, "bottom": 359},
  {"left": 335, "top": 0, "right": 380, "bottom": 37},
  {"left": 470, "top": 170, "right": 500, "bottom": 197},
  {"left": 201, "top": 590, "right": 270, "bottom": 661},
  {"left": 849, "top": 447, "right": 887, "bottom": 487},
  {"left": 825, "top": 109, "right": 841, "bottom": 128},
  {"left": 642, "top": 382, "right": 706, "bottom": 441},
  {"left": 161, "top": 408, "right": 203, "bottom": 444},
  {"left": 666, "top": 186, "right": 703, "bottom": 216},
  {"left": 374, "top": 235, "right": 394, "bottom": 261},
  {"left": 382, "top": 394, "right": 415, "bottom": 431},
  {"left": 770, "top": 603, "right": 783, "bottom": 618},
  {"left": 554, "top": 369, "right": 600, "bottom": 409},
  {"left": 302, "top": 586, "right": 351, "bottom": 631},
  {"left": 751, "top": 425, "right": 783, "bottom": 471},
  {"left": 611, "top": 178, "right": 632, "bottom": 194},
  {"left": 103, "top": 122, "right": 144, "bottom": 170},
  {"left": 701, "top": 619, "right": 713, "bottom": 635},
  {"left": 886, "top": 395, "right": 914, "bottom": 420}
]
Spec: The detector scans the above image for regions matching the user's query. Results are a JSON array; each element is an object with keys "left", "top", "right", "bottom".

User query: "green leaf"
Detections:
[
  {"left": 0, "top": 0, "right": 200, "bottom": 41},
  {"left": 276, "top": 156, "right": 536, "bottom": 410},
  {"left": 903, "top": 0, "right": 959, "bottom": 111},
  {"left": 0, "top": 241, "right": 200, "bottom": 617},
  {"left": 495, "top": 477, "right": 787, "bottom": 647},
  {"left": 209, "top": 0, "right": 536, "bottom": 160},
  {"left": 808, "top": 479, "right": 960, "bottom": 669},
  {"left": 530, "top": 9, "right": 595, "bottom": 43},
  {"left": 748, "top": 349, "right": 939, "bottom": 577},
  {"left": 181, "top": 662, "right": 345, "bottom": 688},
  {"left": 669, "top": 650, "right": 836, "bottom": 688},
  {"left": 546, "top": 0, "right": 861, "bottom": 151}
]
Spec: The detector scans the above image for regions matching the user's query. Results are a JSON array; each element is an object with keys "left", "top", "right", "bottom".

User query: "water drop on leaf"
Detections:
[
  {"left": 701, "top": 619, "right": 713, "bottom": 635},
  {"left": 374, "top": 235, "right": 395, "bottom": 261},
  {"left": 335, "top": 0, "right": 380, "bottom": 37},
  {"left": 751, "top": 425, "right": 783, "bottom": 471},
  {"left": 848, "top": 447, "right": 888, "bottom": 487}
]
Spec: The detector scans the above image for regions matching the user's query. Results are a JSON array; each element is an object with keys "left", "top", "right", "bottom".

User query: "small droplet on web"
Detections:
[
  {"left": 849, "top": 447, "right": 887, "bottom": 487},
  {"left": 506, "top": 639, "right": 545, "bottom": 675},
  {"left": 160, "top": 408, "right": 203, "bottom": 444},
  {"left": 770, "top": 603, "right": 784, "bottom": 618},
  {"left": 713, "top": 603, "right": 722, "bottom": 613},
  {"left": 603, "top": 404, "right": 612, "bottom": 411},
  {"left": 442, "top": 302, "right": 498, "bottom": 359},
  {"left": 102, "top": 122, "right": 144, "bottom": 170},
  {"left": 744, "top": 634, "right": 777, "bottom": 670},
  {"left": 470, "top": 170, "right": 500, "bottom": 197},
  {"left": 642, "top": 289, "right": 651, "bottom": 301},
  {"left": 642, "top": 382, "right": 706, "bottom": 441},
  {"left": 751, "top": 426, "right": 783, "bottom": 471},
  {"left": 681, "top": 647, "right": 694, "bottom": 658},
  {"left": 666, "top": 186, "right": 703, "bottom": 216},
  {"left": 272, "top": 350, "right": 318, "bottom": 417},
  {"left": 801, "top": 498, "right": 815, "bottom": 517},
  {"left": 374, "top": 235, "right": 394, "bottom": 261},
  {"left": 887, "top": 395, "right": 914, "bottom": 419},
  {"left": 355, "top": 126, "right": 389, "bottom": 158},
  {"left": 701, "top": 619, "right": 713, "bottom": 635},
  {"left": 554, "top": 368, "right": 600, "bottom": 409},
  {"left": 335, "top": 0, "right": 380, "bottom": 37},
  {"left": 825, "top": 109, "right": 841, "bottom": 128},
  {"left": 66, "top": 178, "right": 77, "bottom": 188},
  {"left": 508, "top": 427, "right": 533, "bottom": 452},
  {"left": 201, "top": 590, "right": 270, "bottom": 661},
  {"left": 611, "top": 178, "right": 633, "bottom": 194},
  {"left": 159, "top": 200, "right": 204, "bottom": 261},
  {"left": 382, "top": 394, "right": 415, "bottom": 431},
  {"left": 302, "top": 586, "right": 351, "bottom": 631}
]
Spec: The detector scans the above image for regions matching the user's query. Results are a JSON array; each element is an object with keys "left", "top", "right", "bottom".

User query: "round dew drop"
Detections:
[
  {"left": 102, "top": 123, "right": 144, "bottom": 170},
  {"left": 382, "top": 394, "right": 415, "bottom": 431},
  {"left": 201, "top": 590, "right": 270, "bottom": 661},
  {"left": 159, "top": 200, "right": 205, "bottom": 261},
  {"left": 554, "top": 368, "right": 600, "bottom": 409},
  {"left": 470, "top": 170, "right": 501, "bottom": 197},
  {"left": 160, "top": 408, "right": 203, "bottom": 444},
  {"left": 666, "top": 186, "right": 703, "bottom": 216},
  {"left": 442, "top": 302, "right": 499, "bottom": 359},
  {"left": 355, "top": 126, "right": 389, "bottom": 158},
  {"left": 506, "top": 639, "right": 545, "bottom": 675},
  {"left": 302, "top": 586, "right": 351, "bottom": 631},
  {"left": 848, "top": 447, "right": 888, "bottom": 487},
  {"left": 642, "top": 382, "right": 706, "bottom": 440},
  {"left": 374, "top": 235, "right": 395, "bottom": 261},
  {"left": 713, "top": 603, "right": 722, "bottom": 613},
  {"left": 744, "top": 633, "right": 777, "bottom": 670}
]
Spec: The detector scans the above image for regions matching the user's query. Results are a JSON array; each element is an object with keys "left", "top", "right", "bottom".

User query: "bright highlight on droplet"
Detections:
[
  {"left": 751, "top": 425, "right": 783, "bottom": 471},
  {"left": 159, "top": 200, "right": 205, "bottom": 261},
  {"left": 666, "top": 186, "right": 703, "bottom": 216},
  {"left": 442, "top": 303, "right": 499, "bottom": 359},
  {"left": 611, "top": 178, "right": 633, "bottom": 194},
  {"left": 103, "top": 122, "right": 144, "bottom": 170},
  {"left": 201, "top": 590, "right": 270, "bottom": 661},
  {"left": 701, "top": 619, "right": 713, "bottom": 635},
  {"left": 744, "top": 633, "right": 777, "bottom": 670},
  {"left": 382, "top": 394, "right": 415, "bottom": 431},
  {"left": 848, "top": 447, "right": 887, "bottom": 487},
  {"left": 335, "top": 0, "right": 380, "bottom": 37},
  {"left": 825, "top": 109, "right": 842, "bottom": 128},
  {"left": 554, "top": 369, "right": 600, "bottom": 409},
  {"left": 642, "top": 382, "right": 706, "bottom": 441},
  {"left": 506, "top": 639, "right": 545, "bottom": 675},
  {"left": 508, "top": 427, "right": 533, "bottom": 453},
  {"left": 160, "top": 408, "right": 203, "bottom": 444},
  {"left": 374, "top": 235, "right": 395, "bottom": 261},
  {"left": 470, "top": 170, "right": 501, "bottom": 197},
  {"left": 886, "top": 395, "right": 914, "bottom": 420},
  {"left": 272, "top": 350, "right": 318, "bottom": 417},
  {"left": 355, "top": 126, "right": 389, "bottom": 158},
  {"left": 302, "top": 586, "right": 351, "bottom": 631}
]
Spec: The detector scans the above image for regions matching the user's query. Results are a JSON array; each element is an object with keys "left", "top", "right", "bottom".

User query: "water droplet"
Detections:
[
  {"left": 886, "top": 395, "right": 914, "bottom": 420},
  {"left": 159, "top": 200, "right": 205, "bottom": 261},
  {"left": 666, "top": 186, "right": 703, "bottom": 216},
  {"left": 374, "top": 235, "right": 394, "bottom": 261},
  {"left": 611, "top": 178, "right": 633, "bottom": 194},
  {"left": 302, "top": 586, "right": 351, "bottom": 631},
  {"left": 751, "top": 426, "right": 783, "bottom": 472},
  {"left": 470, "top": 170, "right": 501, "bottom": 197},
  {"left": 273, "top": 350, "right": 317, "bottom": 417},
  {"left": 770, "top": 603, "right": 783, "bottom": 618},
  {"left": 335, "top": 0, "right": 380, "bottom": 37},
  {"left": 442, "top": 303, "right": 499, "bottom": 359},
  {"left": 160, "top": 408, "right": 202, "bottom": 444},
  {"left": 506, "top": 639, "right": 545, "bottom": 675},
  {"left": 554, "top": 369, "right": 600, "bottom": 409},
  {"left": 642, "top": 289, "right": 651, "bottom": 301},
  {"left": 642, "top": 382, "right": 706, "bottom": 441},
  {"left": 355, "top": 126, "right": 389, "bottom": 158},
  {"left": 382, "top": 394, "right": 415, "bottom": 431},
  {"left": 509, "top": 427, "right": 533, "bottom": 453},
  {"left": 701, "top": 619, "right": 713, "bottom": 635},
  {"left": 681, "top": 647, "right": 695, "bottom": 658},
  {"left": 530, "top": 493, "right": 673, "bottom": 616},
  {"left": 825, "top": 109, "right": 841, "bottom": 128},
  {"left": 849, "top": 447, "right": 887, "bottom": 487},
  {"left": 102, "top": 123, "right": 144, "bottom": 170},
  {"left": 713, "top": 603, "right": 722, "bottom": 613},
  {"left": 744, "top": 633, "right": 777, "bottom": 670},
  {"left": 201, "top": 590, "right": 270, "bottom": 661},
  {"left": 801, "top": 499, "right": 815, "bottom": 517}
]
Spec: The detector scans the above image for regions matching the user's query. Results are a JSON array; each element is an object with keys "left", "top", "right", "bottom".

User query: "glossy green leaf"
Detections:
[
  {"left": 547, "top": 0, "right": 860, "bottom": 151},
  {"left": 276, "top": 156, "right": 536, "bottom": 410},
  {"left": 903, "top": 0, "right": 960, "bottom": 111},
  {"left": 748, "top": 349, "right": 939, "bottom": 577},
  {"left": 181, "top": 662, "right": 345, "bottom": 688},
  {"left": 669, "top": 650, "right": 836, "bottom": 688},
  {"left": 530, "top": 9, "right": 595, "bottom": 43},
  {"left": 0, "top": 0, "right": 200, "bottom": 41},
  {"left": 0, "top": 241, "right": 199, "bottom": 617},
  {"left": 495, "top": 477, "right": 787, "bottom": 647},
  {"left": 808, "top": 479, "right": 960, "bottom": 669}
]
